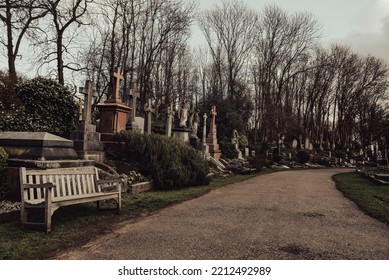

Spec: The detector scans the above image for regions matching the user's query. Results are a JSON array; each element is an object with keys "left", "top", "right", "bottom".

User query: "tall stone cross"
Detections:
[
  {"left": 111, "top": 67, "right": 124, "bottom": 102},
  {"left": 127, "top": 82, "right": 140, "bottom": 121},
  {"left": 210, "top": 105, "right": 217, "bottom": 137},
  {"left": 79, "top": 80, "right": 97, "bottom": 124},
  {"left": 144, "top": 98, "right": 154, "bottom": 134}
]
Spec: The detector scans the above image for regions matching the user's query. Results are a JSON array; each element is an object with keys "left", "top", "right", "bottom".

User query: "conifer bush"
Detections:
[
  {"left": 0, "top": 148, "right": 8, "bottom": 200},
  {"left": 113, "top": 131, "right": 210, "bottom": 190}
]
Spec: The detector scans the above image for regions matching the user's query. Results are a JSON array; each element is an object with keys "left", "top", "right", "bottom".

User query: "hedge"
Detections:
[{"left": 113, "top": 131, "right": 210, "bottom": 190}]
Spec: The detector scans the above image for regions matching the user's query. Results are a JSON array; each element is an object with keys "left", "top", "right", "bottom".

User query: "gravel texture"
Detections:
[{"left": 54, "top": 168, "right": 389, "bottom": 260}]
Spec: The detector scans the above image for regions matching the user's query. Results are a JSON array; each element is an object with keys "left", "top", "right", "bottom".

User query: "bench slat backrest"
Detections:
[{"left": 20, "top": 167, "right": 100, "bottom": 203}]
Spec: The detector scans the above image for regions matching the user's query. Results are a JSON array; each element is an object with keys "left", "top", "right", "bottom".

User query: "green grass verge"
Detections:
[
  {"left": 333, "top": 172, "right": 389, "bottom": 225},
  {"left": 0, "top": 173, "right": 258, "bottom": 260}
]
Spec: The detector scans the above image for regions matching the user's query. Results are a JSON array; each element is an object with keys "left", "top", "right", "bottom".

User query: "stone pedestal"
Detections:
[
  {"left": 173, "top": 127, "right": 191, "bottom": 144},
  {"left": 97, "top": 102, "right": 132, "bottom": 141},
  {"left": 70, "top": 122, "right": 105, "bottom": 162},
  {"left": 206, "top": 132, "right": 221, "bottom": 160}
]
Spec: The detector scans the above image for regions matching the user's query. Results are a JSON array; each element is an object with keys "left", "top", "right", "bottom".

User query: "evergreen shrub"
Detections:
[
  {"left": 0, "top": 147, "right": 8, "bottom": 200},
  {"left": 0, "top": 77, "right": 78, "bottom": 137},
  {"left": 113, "top": 131, "right": 210, "bottom": 190},
  {"left": 220, "top": 142, "right": 238, "bottom": 159},
  {"left": 297, "top": 150, "right": 311, "bottom": 164}
]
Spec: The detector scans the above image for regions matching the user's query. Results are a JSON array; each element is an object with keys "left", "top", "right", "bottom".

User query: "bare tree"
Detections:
[
  {"left": 199, "top": 0, "right": 257, "bottom": 100},
  {"left": 0, "top": 0, "right": 47, "bottom": 83},
  {"left": 34, "top": 0, "right": 92, "bottom": 85}
]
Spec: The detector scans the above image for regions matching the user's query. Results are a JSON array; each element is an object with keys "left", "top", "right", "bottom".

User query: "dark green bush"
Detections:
[
  {"left": 248, "top": 154, "right": 272, "bottom": 171},
  {"left": 0, "top": 147, "right": 8, "bottom": 200},
  {"left": 220, "top": 142, "right": 238, "bottom": 159},
  {"left": 113, "top": 131, "right": 210, "bottom": 190},
  {"left": 297, "top": 150, "right": 311, "bottom": 164},
  {"left": 0, "top": 77, "right": 78, "bottom": 138}
]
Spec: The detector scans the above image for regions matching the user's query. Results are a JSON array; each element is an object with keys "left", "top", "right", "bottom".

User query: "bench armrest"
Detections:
[{"left": 97, "top": 179, "right": 123, "bottom": 192}]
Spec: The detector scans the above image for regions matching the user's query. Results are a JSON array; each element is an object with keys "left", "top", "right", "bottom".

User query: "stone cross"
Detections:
[
  {"left": 144, "top": 98, "right": 154, "bottom": 134},
  {"left": 202, "top": 113, "right": 208, "bottom": 143},
  {"left": 165, "top": 103, "right": 175, "bottom": 137},
  {"left": 79, "top": 80, "right": 97, "bottom": 124},
  {"left": 127, "top": 82, "right": 140, "bottom": 121},
  {"left": 210, "top": 105, "right": 217, "bottom": 136},
  {"left": 111, "top": 67, "right": 124, "bottom": 101}
]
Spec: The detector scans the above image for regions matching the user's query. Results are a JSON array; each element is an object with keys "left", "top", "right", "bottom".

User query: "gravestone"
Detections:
[
  {"left": 144, "top": 99, "right": 154, "bottom": 135},
  {"left": 173, "top": 99, "right": 191, "bottom": 144},
  {"left": 206, "top": 106, "right": 221, "bottom": 160},
  {"left": 126, "top": 83, "right": 141, "bottom": 132},
  {"left": 231, "top": 130, "right": 243, "bottom": 159},
  {"left": 292, "top": 139, "right": 298, "bottom": 149},
  {"left": 165, "top": 103, "right": 175, "bottom": 137},
  {"left": 97, "top": 67, "right": 132, "bottom": 141},
  {"left": 189, "top": 109, "right": 201, "bottom": 149},
  {"left": 70, "top": 80, "right": 105, "bottom": 162},
  {"left": 200, "top": 113, "right": 210, "bottom": 160}
]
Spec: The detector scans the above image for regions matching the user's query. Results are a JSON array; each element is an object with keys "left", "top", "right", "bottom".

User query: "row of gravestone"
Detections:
[{"left": 72, "top": 68, "right": 222, "bottom": 162}]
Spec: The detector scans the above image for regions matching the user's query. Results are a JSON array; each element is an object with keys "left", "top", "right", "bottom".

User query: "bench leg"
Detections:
[
  {"left": 117, "top": 193, "right": 122, "bottom": 214},
  {"left": 45, "top": 201, "right": 52, "bottom": 233}
]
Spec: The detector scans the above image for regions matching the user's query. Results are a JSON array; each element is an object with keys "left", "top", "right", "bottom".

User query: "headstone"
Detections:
[
  {"left": 206, "top": 106, "right": 221, "bottom": 160},
  {"left": 165, "top": 103, "right": 175, "bottom": 137},
  {"left": 299, "top": 135, "right": 303, "bottom": 149},
  {"left": 126, "top": 83, "right": 141, "bottom": 132},
  {"left": 251, "top": 150, "right": 256, "bottom": 157},
  {"left": 97, "top": 66, "right": 132, "bottom": 141},
  {"left": 70, "top": 80, "right": 105, "bottom": 162},
  {"left": 309, "top": 143, "right": 313, "bottom": 150},
  {"left": 305, "top": 138, "right": 310, "bottom": 150},
  {"left": 144, "top": 99, "right": 154, "bottom": 134},
  {"left": 191, "top": 109, "right": 200, "bottom": 137},
  {"left": 231, "top": 130, "right": 243, "bottom": 159},
  {"left": 134, "top": 117, "right": 145, "bottom": 134},
  {"left": 200, "top": 113, "right": 210, "bottom": 160},
  {"left": 110, "top": 67, "right": 124, "bottom": 103},
  {"left": 244, "top": 148, "right": 249, "bottom": 157},
  {"left": 79, "top": 80, "right": 97, "bottom": 124},
  {"left": 179, "top": 99, "right": 190, "bottom": 128},
  {"left": 292, "top": 139, "right": 298, "bottom": 149}
]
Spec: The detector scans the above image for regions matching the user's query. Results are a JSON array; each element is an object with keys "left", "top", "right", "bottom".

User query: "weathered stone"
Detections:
[{"left": 0, "top": 132, "right": 78, "bottom": 160}]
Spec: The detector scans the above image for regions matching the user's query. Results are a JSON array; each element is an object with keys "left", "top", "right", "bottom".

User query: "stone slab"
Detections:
[
  {"left": 0, "top": 132, "right": 74, "bottom": 148},
  {"left": 0, "top": 132, "right": 78, "bottom": 160}
]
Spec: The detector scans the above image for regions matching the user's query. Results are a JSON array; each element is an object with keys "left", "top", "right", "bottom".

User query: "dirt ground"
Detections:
[{"left": 54, "top": 168, "right": 389, "bottom": 260}]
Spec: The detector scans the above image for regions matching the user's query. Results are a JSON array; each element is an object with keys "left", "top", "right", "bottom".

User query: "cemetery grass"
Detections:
[
  {"left": 0, "top": 173, "right": 260, "bottom": 260},
  {"left": 333, "top": 172, "right": 389, "bottom": 225}
]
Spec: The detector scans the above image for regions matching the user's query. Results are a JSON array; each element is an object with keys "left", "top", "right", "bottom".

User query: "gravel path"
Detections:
[{"left": 55, "top": 169, "right": 389, "bottom": 260}]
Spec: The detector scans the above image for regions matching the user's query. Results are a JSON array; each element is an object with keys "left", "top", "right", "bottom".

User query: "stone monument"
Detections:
[
  {"left": 70, "top": 80, "right": 105, "bottom": 162},
  {"left": 206, "top": 106, "right": 221, "bottom": 160},
  {"left": 232, "top": 130, "right": 243, "bottom": 159},
  {"left": 97, "top": 67, "right": 132, "bottom": 141},
  {"left": 126, "top": 82, "right": 142, "bottom": 133},
  {"left": 201, "top": 113, "right": 210, "bottom": 160},
  {"left": 165, "top": 103, "right": 175, "bottom": 137},
  {"left": 144, "top": 98, "right": 154, "bottom": 134},
  {"left": 173, "top": 98, "right": 191, "bottom": 144}
]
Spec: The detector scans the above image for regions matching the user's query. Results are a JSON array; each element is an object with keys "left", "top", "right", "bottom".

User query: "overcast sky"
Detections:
[{"left": 194, "top": 0, "right": 389, "bottom": 61}]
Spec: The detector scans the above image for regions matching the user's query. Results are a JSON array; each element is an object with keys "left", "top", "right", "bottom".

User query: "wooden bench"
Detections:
[{"left": 19, "top": 166, "right": 122, "bottom": 233}]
